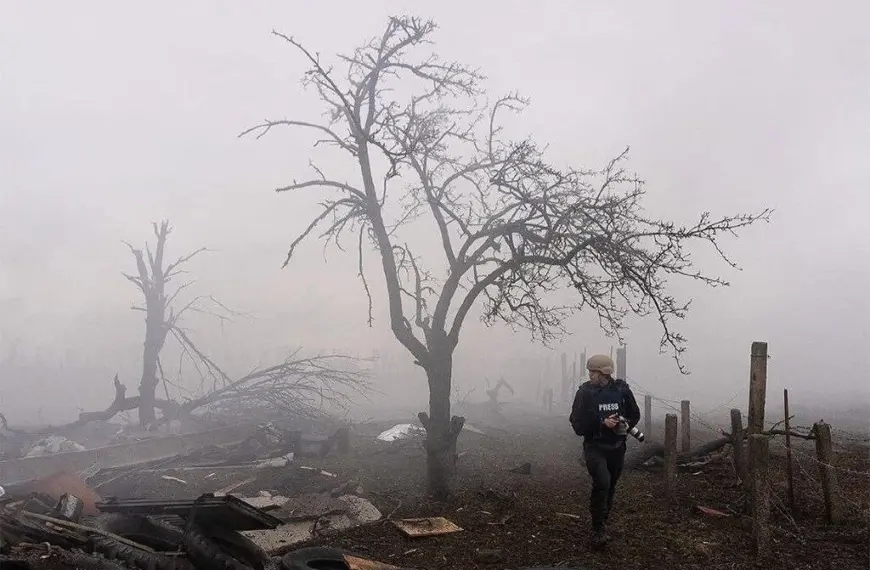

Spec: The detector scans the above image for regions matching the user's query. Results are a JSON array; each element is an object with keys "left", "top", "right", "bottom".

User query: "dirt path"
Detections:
[{"left": 289, "top": 416, "right": 869, "bottom": 570}]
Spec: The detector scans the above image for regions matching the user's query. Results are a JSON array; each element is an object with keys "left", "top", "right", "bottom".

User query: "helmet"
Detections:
[{"left": 586, "top": 354, "right": 614, "bottom": 376}]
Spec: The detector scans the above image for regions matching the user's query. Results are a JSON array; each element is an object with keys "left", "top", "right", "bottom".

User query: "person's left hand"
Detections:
[{"left": 603, "top": 414, "right": 619, "bottom": 429}]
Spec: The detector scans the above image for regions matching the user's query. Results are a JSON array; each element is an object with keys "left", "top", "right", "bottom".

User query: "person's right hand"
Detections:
[{"left": 603, "top": 414, "right": 619, "bottom": 429}]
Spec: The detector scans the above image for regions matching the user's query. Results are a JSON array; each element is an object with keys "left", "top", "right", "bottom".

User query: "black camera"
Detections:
[{"left": 618, "top": 416, "right": 645, "bottom": 442}]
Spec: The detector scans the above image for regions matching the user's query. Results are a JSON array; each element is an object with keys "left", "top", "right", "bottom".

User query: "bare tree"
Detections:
[
  {"left": 241, "top": 16, "right": 771, "bottom": 499},
  {"left": 123, "top": 221, "right": 228, "bottom": 427}
]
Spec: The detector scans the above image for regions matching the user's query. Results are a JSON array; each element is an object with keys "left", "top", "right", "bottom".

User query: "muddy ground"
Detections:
[{"left": 93, "top": 412, "right": 869, "bottom": 570}]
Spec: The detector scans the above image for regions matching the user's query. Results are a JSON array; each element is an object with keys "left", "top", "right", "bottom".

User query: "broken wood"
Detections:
[
  {"left": 392, "top": 517, "right": 462, "bottom": 537},
  {"left": 19, "top": 511, "right": 156, "bottom": 553}
]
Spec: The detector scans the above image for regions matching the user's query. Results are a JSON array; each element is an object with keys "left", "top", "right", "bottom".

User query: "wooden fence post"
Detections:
[
  {"left": 680, "top": 400, "right": 691, "bottom": 452},
  {"left": 783, "top": 389, "right": 795, "bottom": 512},
  {"left": 560, "top": 352, "right": 569, "bottom": 403},
  {"left": 730, "top": 409, "right": 746, "bottom": 482},
  {"left": 813, "top": 421, "right": 841, "bottom": 524},
  {"left": 335, "top": 426, "right": 351, "bottom": 454},
  {"left": 571, "top": 359, "right": 577, "bottom": 394},
  {"left": 748, "top": 341, "right": 768, "bottom": 435},
  {"left": 644, "top": 395, "right": 652, "bottom": 441},
  {"left": 616, "top": 346, "right": 627, "bottom": 380},
  {"left": 748, "top": 434, "right": 771, "bottom": 561},
  {"left": 664, "top": 413, "right": 678, "bottom": 500}
]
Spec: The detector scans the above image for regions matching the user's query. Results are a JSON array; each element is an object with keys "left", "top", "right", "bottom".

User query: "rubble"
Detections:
[
  {"left": 241, "top": 494, "right": 382, "bottom": 554},
  {"left": 0, "top": 419, "right": 392, "bottom": 568},
  {"left": 376, "top": 424, "right": 425, "bottom": 442},
  {"left": 24, "top": 436, "right": 86, "bottom": 457}
]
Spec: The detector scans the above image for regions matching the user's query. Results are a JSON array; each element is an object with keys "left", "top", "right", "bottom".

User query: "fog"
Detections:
[{"left": 1, "top": 1, "right": 868, "bottom": 426}]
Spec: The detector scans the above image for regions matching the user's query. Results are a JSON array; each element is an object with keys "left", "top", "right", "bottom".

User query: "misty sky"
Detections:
[{"left": 1, "top": 1, "right": 868, "bottom": 423}]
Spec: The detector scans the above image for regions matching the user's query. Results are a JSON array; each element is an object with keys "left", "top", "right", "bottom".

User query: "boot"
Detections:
[{"left": 591, "top": 526, "right": 608, "bottom": 549}]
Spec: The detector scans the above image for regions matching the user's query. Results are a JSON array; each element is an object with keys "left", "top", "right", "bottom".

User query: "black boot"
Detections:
[{"left": 591, "top": 525, "right": 609, "bottom": 549}]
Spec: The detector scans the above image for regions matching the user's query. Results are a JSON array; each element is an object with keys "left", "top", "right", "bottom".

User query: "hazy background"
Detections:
[{"left": 1, "top": 1, "right": 868, "bottom": 425}]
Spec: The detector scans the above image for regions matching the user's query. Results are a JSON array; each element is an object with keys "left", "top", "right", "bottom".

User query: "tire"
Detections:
[
  {"left": 90, "top": 514, "right": 186, "bottom": 570},
  {"left": 280, "top": 547, "right": 350, "bottom": 570},
  {"left": 183, "top": 522, "right": 275, "bottom": 570}
]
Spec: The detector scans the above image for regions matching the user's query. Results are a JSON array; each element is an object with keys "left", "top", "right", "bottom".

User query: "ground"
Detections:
[
  {"left": 72, "top": 411, "right": 870, "bottom": 569},
  {"left": 278, "top": 414, "right": 869, "bottom": 570}
]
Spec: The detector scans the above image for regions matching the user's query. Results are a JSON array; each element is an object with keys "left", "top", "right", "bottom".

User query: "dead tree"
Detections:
[
  {"left": 486, "top": 378, "right": 514, "bottom": 405},
  {"left": 241, "top": 16, "right": 771, "bottom": 499},
  {"left": 123, "top": 221, "right": 225, "bottom": 427},
  {"left": 37, "top": 352, "right": 369, "bottom": 436}
]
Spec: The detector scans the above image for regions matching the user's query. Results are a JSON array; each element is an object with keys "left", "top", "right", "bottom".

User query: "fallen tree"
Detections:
[
  {"left": 13, "top": 351, "right": 369, "bottom": 437},
  {"left": 624, "top": 419, "right": 817, "bottom": 472}
]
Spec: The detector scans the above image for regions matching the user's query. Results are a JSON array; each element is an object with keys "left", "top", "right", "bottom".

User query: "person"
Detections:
[{"left": 569, "top": 354, "right": 641, "bottom": 548}]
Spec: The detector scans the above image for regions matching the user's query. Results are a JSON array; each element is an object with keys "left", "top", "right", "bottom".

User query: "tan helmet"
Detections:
[{"left": 587, "top": 354, "right": 614, "bottom": 376}]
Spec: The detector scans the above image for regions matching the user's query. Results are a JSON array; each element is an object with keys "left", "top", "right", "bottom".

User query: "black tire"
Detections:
[
  {"left": 90, "top": 514, "right": 186, "bottom": 570},
  {"left": 183, "top": 522, "right": 275, "bottom": 570},
  {"left": 280, "top": 547, "right": 350, "bottom": 570}
]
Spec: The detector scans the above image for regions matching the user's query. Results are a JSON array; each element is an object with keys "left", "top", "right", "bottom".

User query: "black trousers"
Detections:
[{"left": 583, "top": 440, "right": 626, "bottom": 530}]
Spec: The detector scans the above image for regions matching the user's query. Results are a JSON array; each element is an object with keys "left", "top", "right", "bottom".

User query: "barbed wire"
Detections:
[{"left": 773, "top": 439, "right": 868, "bottom": 511}]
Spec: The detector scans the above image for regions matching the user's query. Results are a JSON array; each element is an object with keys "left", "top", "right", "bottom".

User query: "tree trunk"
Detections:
[
  {"left": 418, "top": 350, "right": 465, "bottom": 501},
  {"left": 138, "top": 309, "right": 165, "bottom": 428}
]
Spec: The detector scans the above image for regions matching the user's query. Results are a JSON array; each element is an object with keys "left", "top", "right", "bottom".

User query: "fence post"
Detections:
[
  {"left": 730, "top": 409, "right": 746, "bottom": 482},
  {"left": 783, "top": 389, "right": 795, "bottom": 512},
  {"left": 560, "top": 352, "right": 569, "bottom": 403},
  {"left": 747, "top": 341, "right": 768, "bottom": 435},
  {"left": 335, "top": 426, "right": 351, "bottom": 454},
  {"left": 571, "top": 358, "right": 577, "bottom": 394},
  {"left": 664, "top": 413, "right": 678, "bottom": 500},
  {"left": 644, "top": 395, "right": 652, "bottom": 440},
  {"left": 616, "top": 346, "right": 627, "bottom": 380},
  {"left": 813, "top": 421, "right": 841, "bottom": 524},
  {"left": 748, "top": 434, "right": 771, "bottom": 561},
  {"left": 680, "top": 400, "right": 691, "bottom": 452}
]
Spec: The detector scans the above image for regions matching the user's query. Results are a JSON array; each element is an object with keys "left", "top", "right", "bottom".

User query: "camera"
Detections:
[{"left": 618, "top": 416, "right": 645, "bottom": 442}]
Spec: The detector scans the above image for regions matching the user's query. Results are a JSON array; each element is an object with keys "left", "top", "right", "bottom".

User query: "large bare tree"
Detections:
[{"left": 242, "top": 17, "right": 770, "bottom": 499}]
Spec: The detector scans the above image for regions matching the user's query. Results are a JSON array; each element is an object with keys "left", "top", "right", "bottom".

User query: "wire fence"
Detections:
[{"left": 617, "top": 376, "right": 870, "bottom": 529}]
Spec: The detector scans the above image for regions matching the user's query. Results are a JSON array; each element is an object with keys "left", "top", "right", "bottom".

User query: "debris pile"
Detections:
[
  {"left": 0, "top": 420, "right": 404, "bottom": 569},
  {"left": 23, "top": 436, "right": 87, "bottom": 457}
]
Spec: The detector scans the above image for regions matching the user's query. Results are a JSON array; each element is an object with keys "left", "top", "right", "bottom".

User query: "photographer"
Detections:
[{"left": 569, "top": 354, "right": 641, "bottom": 548}]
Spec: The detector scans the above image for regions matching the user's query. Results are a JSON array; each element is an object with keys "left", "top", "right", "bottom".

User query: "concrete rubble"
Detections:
[
  {"left": 24, "top": 436, "right": 87, "bottom": 457},
  {"left": 376, "top": 423, "right": 425, "bottom": 442}
]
